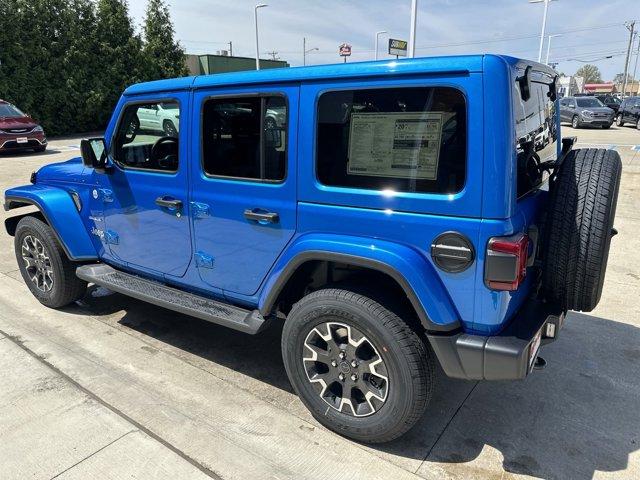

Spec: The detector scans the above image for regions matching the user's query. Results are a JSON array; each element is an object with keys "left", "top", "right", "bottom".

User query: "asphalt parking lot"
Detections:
[{"left": 1, "top": 126, "right": 639, "bottom": 480}]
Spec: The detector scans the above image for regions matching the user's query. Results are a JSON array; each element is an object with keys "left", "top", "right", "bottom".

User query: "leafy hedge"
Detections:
[{"left": 0, "top": 0, "right": 187, "bottom": 136}]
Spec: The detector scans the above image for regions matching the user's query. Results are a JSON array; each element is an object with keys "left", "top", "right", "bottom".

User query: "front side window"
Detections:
[
  {"left": 202, "top": 95, "right": 287, "bottom": 181},
  {"left": 112, "top": 100, "right": 180, "bottom": 172},
  {"left": 316, "top": 87, "right": 467, "bottom": 194}
]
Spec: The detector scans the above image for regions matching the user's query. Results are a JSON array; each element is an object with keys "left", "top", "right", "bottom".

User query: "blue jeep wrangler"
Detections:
[{"left": 4, "top": 55, "right": 621, "bottom": 443}]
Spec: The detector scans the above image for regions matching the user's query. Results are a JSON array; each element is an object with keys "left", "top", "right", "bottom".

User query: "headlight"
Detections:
[
  {"left": 33, "top": 125, "right": 44, "bottom": 132},
  {"left": 582, "top": 110, "right": 593, "bottom": 117}
]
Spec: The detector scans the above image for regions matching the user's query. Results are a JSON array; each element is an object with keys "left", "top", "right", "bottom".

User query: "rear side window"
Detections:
[
  {"left": 202, "top": 95, "right": 287, "bottom": 181},
  {"left": 513, "top": 72, "right": 557, "bottom": 197},
  {"left": 316, "top": 87, "right": 467, "bottom": 194}
]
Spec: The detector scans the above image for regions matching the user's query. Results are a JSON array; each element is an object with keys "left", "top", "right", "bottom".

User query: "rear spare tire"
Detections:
[{"left": 542, "top": 148, "right": 622, "bottom": 311}]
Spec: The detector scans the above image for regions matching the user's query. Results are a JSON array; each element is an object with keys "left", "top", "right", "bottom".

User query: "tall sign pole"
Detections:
[{"left": 408, "top": 0, "right": 417, "bottom": 58}]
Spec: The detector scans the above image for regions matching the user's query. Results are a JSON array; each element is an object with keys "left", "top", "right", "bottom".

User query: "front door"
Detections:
[
  {"left": 190, "top": 86, "right": 298, "bottom": 296},
  {"left": 101, "top": 94, "right": 192, "bottom": 277}
]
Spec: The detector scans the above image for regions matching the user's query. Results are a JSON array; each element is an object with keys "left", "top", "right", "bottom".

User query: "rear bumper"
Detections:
[{"left": 427, "top": 299, "right": 565, "bottom": 381}]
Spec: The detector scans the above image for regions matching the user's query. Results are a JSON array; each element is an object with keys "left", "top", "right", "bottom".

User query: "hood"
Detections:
[
  {"left": 581, "top": 106, "right": 614, "bottom": 115},
  {"left": 0, "top": 115, "right": 37, "bottom": 130},
  {"left": 36, "top": 157, "right": 86, "bottom": 184}
]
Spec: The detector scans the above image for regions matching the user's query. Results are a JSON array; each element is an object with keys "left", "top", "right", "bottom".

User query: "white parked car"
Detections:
[{"left": 136, "top": 101, "right": 180, "bottom": 137}]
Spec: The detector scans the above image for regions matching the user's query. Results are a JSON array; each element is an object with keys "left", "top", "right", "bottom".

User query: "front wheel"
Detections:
[
  {"left": 572, "top": 115, "right": 581, "bottom": 129},
  {"left": 616, "top": 114, "right": 624, "bottom": 127},
  {"left": 602, "top": 123, "right": 611, "bottom": 129},
  {"left": 282, "top": 288, "right": 434, "bottom": 443},
  {"left": 14, "top": 216, "right": 87, "bottom": 308}
]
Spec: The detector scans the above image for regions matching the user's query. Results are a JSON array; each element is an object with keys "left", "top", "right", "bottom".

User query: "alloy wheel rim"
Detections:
[
  {"left": 302, "top": 321, "right": 389, "bottom": 417},
  {"left": 21, "top": 235, "right": 54, "bottom": 292}
]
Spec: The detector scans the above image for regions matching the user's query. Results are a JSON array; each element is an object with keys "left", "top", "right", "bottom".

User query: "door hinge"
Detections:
[
  {"left": 190, "top": 202, "right": 210, "bottom": 219},
  {"left": 104, "top": 230, "right": 119, "bottom": 245},
  {"left": 194, "top": 251, "right": 214, "bottom": 268}
]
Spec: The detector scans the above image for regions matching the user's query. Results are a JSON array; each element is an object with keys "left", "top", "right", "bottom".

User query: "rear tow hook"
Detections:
[{"left": 533, "top": 356, "right": 547, "bottom": 370}]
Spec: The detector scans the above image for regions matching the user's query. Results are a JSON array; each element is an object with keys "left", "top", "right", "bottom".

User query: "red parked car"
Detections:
[{"left": 0, "top": 100, "right": 47, "bottom": 153}]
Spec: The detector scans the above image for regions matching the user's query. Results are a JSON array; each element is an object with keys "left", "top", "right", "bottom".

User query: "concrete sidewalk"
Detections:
[{"left": 0, "top": 330, "right": 214, "bottom": 480}]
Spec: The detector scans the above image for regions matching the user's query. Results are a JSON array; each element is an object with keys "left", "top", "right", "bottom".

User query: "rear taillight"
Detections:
[{"left": 485, "top": 233, "right": 529, "bottom": 291}]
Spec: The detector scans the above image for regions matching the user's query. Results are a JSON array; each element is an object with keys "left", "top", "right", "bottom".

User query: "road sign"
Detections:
[
  {"left": 339, "top": 43, "right": 352, "bottom": 57},
  {"left": 388, "top": 39, "right": 408, "bottom": 57}
]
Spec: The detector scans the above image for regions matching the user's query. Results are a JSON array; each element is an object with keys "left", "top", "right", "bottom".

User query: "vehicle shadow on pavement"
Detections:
[{"left": 71, "top": 291, "right": 640, "bottom": 479}]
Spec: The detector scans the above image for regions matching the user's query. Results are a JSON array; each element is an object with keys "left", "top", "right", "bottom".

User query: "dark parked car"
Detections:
[
  {"left": 0, "top": 100, "right": 47, "bottom": 152},
  {"left": 559, "top": 96, "right": 614, "bottom": 128},
  {"left": 615, "top": 96, "right": 640, "bottom": 129},
  {"left": 595, "top": 94, "right": 621, "bottom": 114}
]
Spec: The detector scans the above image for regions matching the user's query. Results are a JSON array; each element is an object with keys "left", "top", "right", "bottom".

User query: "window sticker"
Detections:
[{"left": 347, "top": 112, "right": 444, "bottom": 180}]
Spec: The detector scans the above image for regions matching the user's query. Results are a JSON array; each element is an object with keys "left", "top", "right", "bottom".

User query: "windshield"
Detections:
[
  {"left": 0, "top": 104, "right": 25, "bottom": 118},
  {"left": 576, "top": 98, "right": 604, "bottom": 108}
]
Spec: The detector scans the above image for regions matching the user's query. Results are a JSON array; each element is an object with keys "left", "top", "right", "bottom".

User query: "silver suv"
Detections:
[{"left": 559, "top": 96, "right": 614, "bottom": 129}]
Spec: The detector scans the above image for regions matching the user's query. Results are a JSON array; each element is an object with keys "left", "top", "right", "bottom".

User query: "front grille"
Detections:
[{"left": 2, "top": 127, "right": 35, "bottom": 134}]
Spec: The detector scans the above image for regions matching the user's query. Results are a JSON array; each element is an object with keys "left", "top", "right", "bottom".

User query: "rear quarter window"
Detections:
[
  {"left": 316, "top": 86, "right": 467, "bottom": 194},
  {"left": 513, "top": 72, "right": 558, "bottom": 198}
]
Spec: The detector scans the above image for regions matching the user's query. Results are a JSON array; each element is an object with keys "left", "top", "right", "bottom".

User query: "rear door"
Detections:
[{"left": 189, "top": 86, "right": 298, "bottom": 295}]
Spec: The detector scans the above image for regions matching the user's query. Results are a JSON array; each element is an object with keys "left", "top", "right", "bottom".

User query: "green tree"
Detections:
[
  {"left": 141, "top": 0, "right": 188, "bottom": 80},
  {"left": 93, "top": 0, "right": 144, "bottom": 126},
  {"left": 575, "top": 64, "right": 603, "bottom": 84}
]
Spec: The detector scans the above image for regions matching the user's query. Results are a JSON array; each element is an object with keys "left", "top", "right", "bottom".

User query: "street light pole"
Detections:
[
  {"left": 254, "top": 3, "right": 268, "bottom": 70},
  {"left": 530, "top": 0, "right": 556, "bottom": 63},
  {"left": 302, "top": 37, "right": 319, "bottom": 66},
  {"left": 632, "top": 34, "right": 640, "bottom": 95},
  {"left": 545, "top": 33, "right": 562, "bottom": 65},
  {"left": 408, "top": 0, "right": 417, "bottom": 58},
  {"left": 375, "top": 31, "right": 387, "bottom": 61}
]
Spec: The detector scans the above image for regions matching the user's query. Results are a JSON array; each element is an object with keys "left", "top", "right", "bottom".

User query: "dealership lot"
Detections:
[{"left": 1, "top": 127, "right": 639, "bottom": 479}]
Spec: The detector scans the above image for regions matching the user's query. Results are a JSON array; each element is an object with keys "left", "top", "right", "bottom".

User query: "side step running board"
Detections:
[{"left": 76, "top": 264, "right": 267, "bottom": 334}]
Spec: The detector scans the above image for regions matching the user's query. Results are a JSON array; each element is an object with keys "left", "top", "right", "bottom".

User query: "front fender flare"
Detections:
[
  {"left": 259, "top": 234, "right": 461, "bottom": 333},
  {"left": 4, "top": 184, "right": 98, "bottom": 261}
]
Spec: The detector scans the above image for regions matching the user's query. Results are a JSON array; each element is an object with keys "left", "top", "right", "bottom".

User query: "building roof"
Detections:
[{"left": 123, "top": 54, "right": 555, "bottom": 96}]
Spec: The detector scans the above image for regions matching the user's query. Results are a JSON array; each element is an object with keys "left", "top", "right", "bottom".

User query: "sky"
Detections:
[{"left": 128, "top": 0, "right": 640, "bottom": 82}]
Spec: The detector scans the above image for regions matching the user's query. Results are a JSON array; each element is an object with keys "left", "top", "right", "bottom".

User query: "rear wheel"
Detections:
[
  {"left": 163, "top": 120, "right": 178, "bottom": 137},
  {"left": 282, "top": 288, "right": 434, "bottom": 443},
  {"left": 542, "top": 148, "right": 622, "bottom": 311},
  {"left": 14, "top": 216, "right": 87, "bottom": 308}
]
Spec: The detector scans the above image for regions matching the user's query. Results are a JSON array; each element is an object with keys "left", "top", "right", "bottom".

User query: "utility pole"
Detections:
[
  {"left": 622, "top": 21, "right": 636, "bottom": 97},
  {"left": 632, "top": 34, "right": 640, "bottom": 95},
  {"left": 266, "top": 50, "right": 279, "bottom": 61},
  {"left": 408, "top": 0, "right": 417, "bottom": 58}
]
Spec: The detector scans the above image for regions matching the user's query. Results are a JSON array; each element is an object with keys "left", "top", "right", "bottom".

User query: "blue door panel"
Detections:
[
  {"left": 100, "top": 91, "right": 192, "bottom": 276},
  {"left": 189, "top": 85, "right": 299, "bottom": 296}
]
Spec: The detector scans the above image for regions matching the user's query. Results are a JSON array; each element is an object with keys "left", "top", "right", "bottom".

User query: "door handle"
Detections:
[
  {"left": 244, "top": 209, "right": 279, "bottom": 224},
  {"left": 155, "top": 196, "right": 183, "bottom": 209}
]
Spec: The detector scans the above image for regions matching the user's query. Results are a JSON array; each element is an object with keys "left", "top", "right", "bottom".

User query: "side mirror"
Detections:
[{"left": 80, "top": 137, "right": 109, "bottom": 173}]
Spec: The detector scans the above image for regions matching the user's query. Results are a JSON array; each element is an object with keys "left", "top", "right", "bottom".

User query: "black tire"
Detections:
[
  {"left": 163, "top": 120, "right": 178, "bottom": 137},
  {"left": 282, "top": 288, "right": 434, "bottom": 443},
  {"left": 602, "top": 123, "right": 611, "bottom": 129},
  {"left": 542, "top": 149, "right": 622, "bottom": 312},
  {"left": 571, "top": 115, "right": 580, "bottom": 129},
  {"left": 14, "top": 216, "right": 87, "bottom": 308},
  {"left": 616, "top": 114, "right": 624, "bottom": 127},
  {"left": 33, "top": 145, "right": 46, "bottom": 152},
  {"left": 636, "top": 119, "right": 640, "bottom": 130}
]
